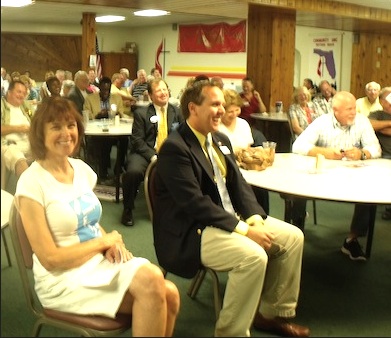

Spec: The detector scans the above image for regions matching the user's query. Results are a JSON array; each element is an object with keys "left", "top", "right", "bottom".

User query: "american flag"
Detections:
[
  {"left": 95, "top": 36, "right": 102, "bottom": 79},
  {"left": 155, "top": 39, "right": 164, "bottom": 76}
]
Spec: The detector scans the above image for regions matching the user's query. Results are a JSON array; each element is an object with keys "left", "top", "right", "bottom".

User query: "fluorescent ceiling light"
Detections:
[
  {"left": 96, "top": 15, "right": 125, "bottom": 23},
  {"left": 134, "top": 9, "right": 170, "bottom": 17},
  {"left": 1, "top": 0, "right": 34, "bottom": 7}
]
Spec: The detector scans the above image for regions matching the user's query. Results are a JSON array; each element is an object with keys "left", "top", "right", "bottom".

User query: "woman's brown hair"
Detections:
[{"left": 29, "top": 96, "right": 84, "bottom": 160}]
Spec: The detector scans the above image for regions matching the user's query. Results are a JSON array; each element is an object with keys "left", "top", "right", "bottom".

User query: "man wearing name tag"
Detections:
[
  {"left": 121, "top": 79, "right": 183, "bottom": 226},
  {"left": 153, "top": 80, "right": 309, "bottom": 337}
]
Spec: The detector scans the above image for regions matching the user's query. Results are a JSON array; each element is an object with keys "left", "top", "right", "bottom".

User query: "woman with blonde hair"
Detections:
[
  {"left": 219, "top": 88, "right": 270, "bottom": 213},
  {"left": 288, "top": 86, "right": 322, "bottom": 138},
  {"left": 219, "top": 89, "right": 253, "bottom": 153}
]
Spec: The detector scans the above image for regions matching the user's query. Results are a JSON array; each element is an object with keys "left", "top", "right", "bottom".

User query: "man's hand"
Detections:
[
  {"left": 339, "top": 147, "right": 361, "bottom": 160},
  {"left": 246, "top": 221, "right": 274, "bottom": 251}
]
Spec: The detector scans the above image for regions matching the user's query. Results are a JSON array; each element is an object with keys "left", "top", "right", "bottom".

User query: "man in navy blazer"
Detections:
[
  {"left": 121, "top": 79, "right": 183, "bottom": 226},
  {"left": 154, "top": 80, "right": 309, "bottom": 337}
]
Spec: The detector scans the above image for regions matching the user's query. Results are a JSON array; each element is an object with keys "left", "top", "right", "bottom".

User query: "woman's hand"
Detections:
[
  {"left": 101, "top": 230, "right": 123, "bottom": 247},
  {"left": 105, "top": 243, "right": 133, "bottom": 263}
]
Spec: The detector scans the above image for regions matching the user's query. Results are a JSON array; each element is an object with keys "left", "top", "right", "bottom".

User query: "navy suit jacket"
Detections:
[
  {"left": 67, "top": 86, "right": 92, "bottom": 114},
  {"left": 130, "top": 103, "right": 183, "bottom": 160},
  {"left": 153, "top": 122, "right": 266, "bottom": 278}
]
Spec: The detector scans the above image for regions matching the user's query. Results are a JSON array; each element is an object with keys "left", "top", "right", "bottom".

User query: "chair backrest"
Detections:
[
  {"left": 8, "top": 201, "right": 40, "bottom": 316},
  {"left": 286, "top": 112, "right": 296, "bottom": 150},
  {"left": 144, "top": 157, "right": 158, "bottom": 222},
  {"left": 8, "top": 201, "right": 132, "bottom": 336}
]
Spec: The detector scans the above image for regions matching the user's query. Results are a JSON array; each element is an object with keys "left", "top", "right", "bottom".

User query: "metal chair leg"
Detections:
[
  {"left": 207, "top": 268, "right": 222, "bottom": 320},
  {"left": 187, "top": 268, "right": 207, "bottom": 298},
  {"left": 1, "top": 227, "right": 12, "bottom": 267},
  {"left": 187, "top": 267, "right": 222, "bottom": 320},
  {"left": 312, "top": 200, "right": 317, "bottom": 225}
]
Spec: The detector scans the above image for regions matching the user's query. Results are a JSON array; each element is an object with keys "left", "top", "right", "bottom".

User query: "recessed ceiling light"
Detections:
[
  {"left": 96, "top": 15, "right": 125, "bottom": 23},
  {"left": 1, "top": 0, "right": 34, "bottom": 7},
  {"left": 134, "top": 9, "right": 170, "bottom": 17}
]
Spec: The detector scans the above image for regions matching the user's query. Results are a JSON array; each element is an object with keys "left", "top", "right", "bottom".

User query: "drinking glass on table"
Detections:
[{"left": 262, "top": 141, "right": 277, "bottom": 164}]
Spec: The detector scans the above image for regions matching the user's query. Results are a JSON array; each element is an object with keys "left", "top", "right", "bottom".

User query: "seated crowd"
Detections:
[{"left": 1, "top": 64, "right": 390, "bottom": 337}]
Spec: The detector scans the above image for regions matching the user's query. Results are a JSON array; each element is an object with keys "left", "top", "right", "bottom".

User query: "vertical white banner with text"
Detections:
[{"left": 309, "top": 34, "right": 342, "bottom": 90}]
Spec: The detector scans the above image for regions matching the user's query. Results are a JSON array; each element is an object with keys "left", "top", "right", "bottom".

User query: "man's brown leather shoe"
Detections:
[{"left": 253, "top": 313, "right": 310, "bottom": 337}]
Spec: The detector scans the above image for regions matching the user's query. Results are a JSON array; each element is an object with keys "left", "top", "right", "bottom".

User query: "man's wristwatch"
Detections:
[{"left": 360, "top": 150, "right": 367, "bottom": 160}]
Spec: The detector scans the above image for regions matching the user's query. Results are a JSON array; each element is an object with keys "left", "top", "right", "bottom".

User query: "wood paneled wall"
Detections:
[
  {"left": 247, "top": 6, "right": 296, "bottom": 111},
  {"left": 1, "top": 33, "right": 82, "bottom": 82},
  {"left": 350, "top": 32, "right": 391, "bottom": 97}
]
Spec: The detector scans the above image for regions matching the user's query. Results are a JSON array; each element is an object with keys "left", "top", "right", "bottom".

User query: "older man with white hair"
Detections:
[
  {"left": 293, "top": 91, "right": 382, "bottom": 261},
  {"left": 356, "top": 81, "right": 382, "bottom": 116}
]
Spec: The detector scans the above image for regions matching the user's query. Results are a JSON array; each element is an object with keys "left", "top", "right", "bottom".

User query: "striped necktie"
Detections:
[
  {"left": 205, "top": 137, "right": 235, "bottom": 215},
  {"left": 156, "top": 106, "right": 167, "bottom": 152}
]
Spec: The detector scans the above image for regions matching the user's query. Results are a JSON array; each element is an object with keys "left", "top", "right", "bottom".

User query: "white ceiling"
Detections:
[{"left": 1, "top": 0, "right": 390, "bottom": 30}]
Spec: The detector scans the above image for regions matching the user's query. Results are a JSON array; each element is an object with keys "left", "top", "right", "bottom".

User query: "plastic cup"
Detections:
[
  {"left": 101, "top": 118, "right": 109, "bottom": 132},
  {"left": 263, "top": 141, "right": 277, "bottom": 164},
  {"left": 275, "top": 101, "right": 283, "bottom": 113}
]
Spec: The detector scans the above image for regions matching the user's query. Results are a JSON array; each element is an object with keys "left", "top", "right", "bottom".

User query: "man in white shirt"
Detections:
[
  {"left": 1, "top": 80, "right": 33, "bottom": 179},
  {"left": 293, "top": 91, "right": 382, "bottom": 261}
]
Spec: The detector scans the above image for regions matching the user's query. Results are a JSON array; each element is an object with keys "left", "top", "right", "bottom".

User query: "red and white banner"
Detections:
[
  {"left": 155, "top": 39, "right": 164, "bottom": 76},
  {"left": 178, "top": 20, "right": 246, "bottom": 53}
]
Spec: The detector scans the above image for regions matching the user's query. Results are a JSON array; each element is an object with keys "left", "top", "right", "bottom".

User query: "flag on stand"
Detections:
[
  {"left": 317, "top": 58, "right": 322, "bottom": 76},
  {"left": 95, "top": 36, "right": 102, "bottom": 79},
  {"left": 155, "top": 39, "right": 164, "bottom": 76}
]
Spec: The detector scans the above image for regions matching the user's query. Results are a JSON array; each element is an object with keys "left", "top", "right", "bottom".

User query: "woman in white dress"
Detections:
[{"left": 14, "top": 96, "right": 180, "bottom": 336}]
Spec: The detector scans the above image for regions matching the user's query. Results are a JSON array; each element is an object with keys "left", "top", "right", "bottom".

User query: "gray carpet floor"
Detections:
[{"left": 1, "top": 189, "right": 390, "bottom": 337}]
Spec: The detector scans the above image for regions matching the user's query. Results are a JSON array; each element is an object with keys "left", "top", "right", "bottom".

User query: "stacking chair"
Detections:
[
  {"left": 144, "top": 158, "right": 222, "bottom": 320},
  {"left": 286, "top": 113, "right": 317, "bottom": 225},
  {"left": 8, "top": 201, "right": 132, "bottom": 337},
  {"left": 1, "top": 152, "right": 14, "bottom": 267}
]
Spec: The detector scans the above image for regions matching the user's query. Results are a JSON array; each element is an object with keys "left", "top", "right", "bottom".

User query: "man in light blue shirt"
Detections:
[{"left": 292, "top": 91, "right": 382, "bottom": 261}]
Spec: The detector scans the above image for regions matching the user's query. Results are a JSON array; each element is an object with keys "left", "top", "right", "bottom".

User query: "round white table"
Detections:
[
  {"left": 241, "top": 153, "right": 391, "bottom": 257},
  {"left": 1, "top": 189, "right": 14, "bottom": 266},
  {"left": 85, "top": 120, "right": 133, "bottom": 202},
  {"left": 85, "top": 119, "right": 133, "bottom": 136}
]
